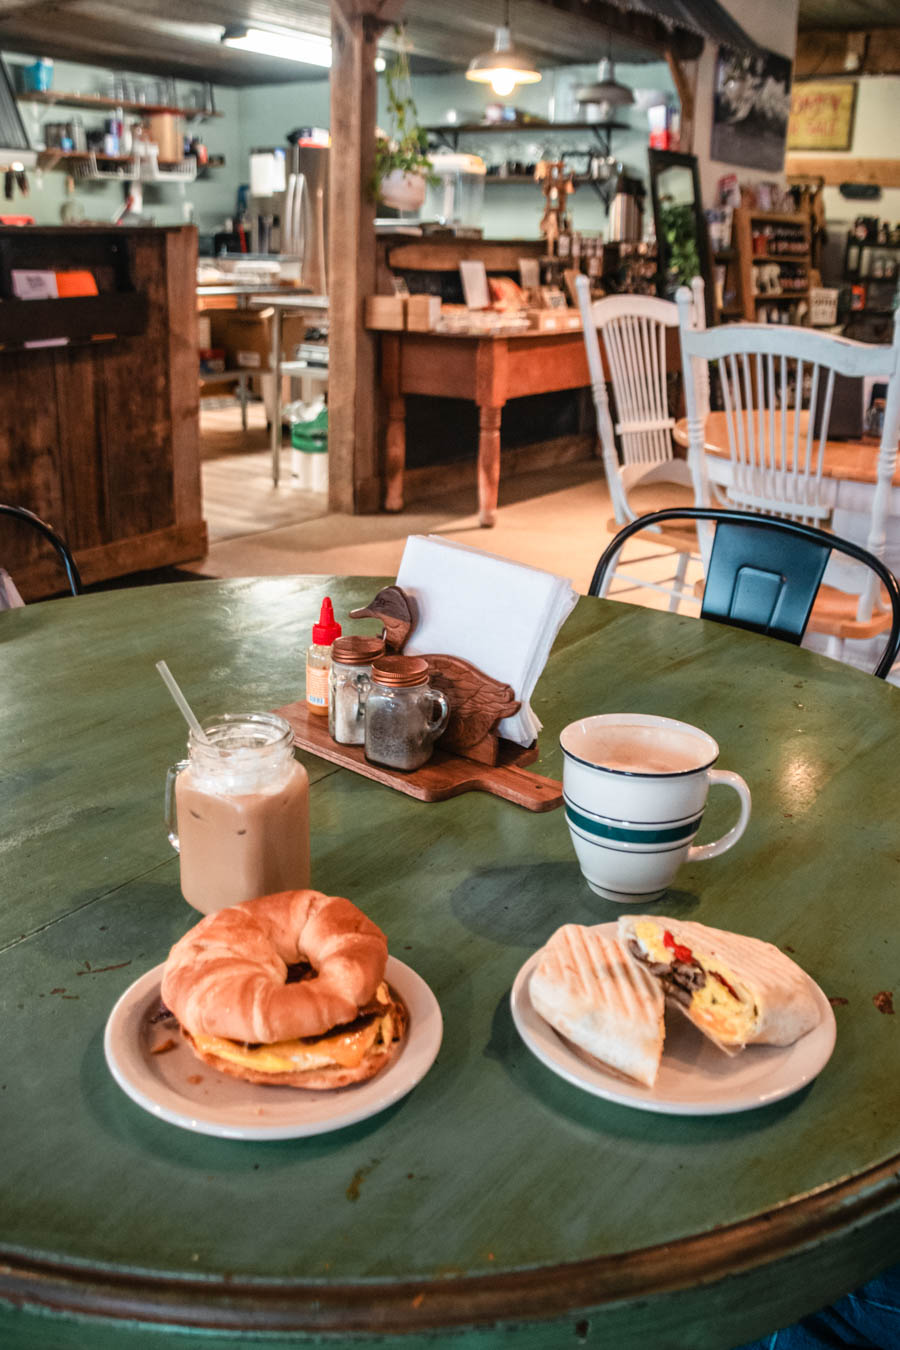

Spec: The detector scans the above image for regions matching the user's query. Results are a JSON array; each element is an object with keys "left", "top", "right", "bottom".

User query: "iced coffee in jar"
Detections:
[{"left": 165, "top": 712, "right": 310, "bottom": 914}]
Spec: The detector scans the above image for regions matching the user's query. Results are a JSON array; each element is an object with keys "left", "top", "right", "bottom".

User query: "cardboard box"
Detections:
[
  {"left": 527, "top": 309, "right": 583, "bottom": 333},
  {"left": 365, "top": 295, "right": 406, "bottom": 330},
  {"left": 405, "top": 294, "right": 441, "bottom": 332},
  {"left": 197, "top": 314, "right": 212, "bottom": 349},
  {"left": 224, "top": 309, "right": 307, "bottom": 371}
]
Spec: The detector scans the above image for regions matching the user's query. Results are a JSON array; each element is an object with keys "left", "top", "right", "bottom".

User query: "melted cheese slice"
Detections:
[{"left": 192, "top": 983, "right": 395, "bottom": 1075}]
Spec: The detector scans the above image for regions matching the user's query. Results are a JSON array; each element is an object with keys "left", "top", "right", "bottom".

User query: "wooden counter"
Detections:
[{"left": 0, "top": 225, "right": 205, "bottom": 598}]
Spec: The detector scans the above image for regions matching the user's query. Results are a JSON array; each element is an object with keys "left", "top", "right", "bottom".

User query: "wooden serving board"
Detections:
[{"left": 275, "top": 699, "right": 562, "bottom": 812}]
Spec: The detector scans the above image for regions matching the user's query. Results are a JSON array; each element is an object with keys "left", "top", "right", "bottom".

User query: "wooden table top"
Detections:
[
  {"left": 382, "top": 326, "right": 585, "bottom": 345},
  {"left": 674, "top": 411, "right": 900, "bottom": 487},
  {"left": 2, "top": 579, "right": 899, "bottom": 1349}
]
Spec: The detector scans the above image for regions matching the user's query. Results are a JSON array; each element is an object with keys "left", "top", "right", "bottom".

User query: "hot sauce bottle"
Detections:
[{"left": 306, "top": 596, "right": 341, "bottom": 716}]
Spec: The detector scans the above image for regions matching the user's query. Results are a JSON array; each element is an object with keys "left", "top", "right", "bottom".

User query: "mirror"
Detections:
[{"left": 648, "top": 149, "right": 714, "bottom": 326}]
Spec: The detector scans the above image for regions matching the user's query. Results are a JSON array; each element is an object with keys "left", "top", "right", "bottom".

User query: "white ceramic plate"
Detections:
[
  {"left": 104, "top": 957, "right": 442, "bottom": 1140},
  {"left": 510, "top": 924, "right": 836, "bottom": 1116}
]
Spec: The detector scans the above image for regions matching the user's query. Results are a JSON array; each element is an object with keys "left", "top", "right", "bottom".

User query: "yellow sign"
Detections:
[{"left": 787, "top": 82, "right": 857, "bottom": 151}]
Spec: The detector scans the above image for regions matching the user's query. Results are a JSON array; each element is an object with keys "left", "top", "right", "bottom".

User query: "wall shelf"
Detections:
[
  {"left": 17, "top": 90, "right": 220, "bottom": 120},
  {"left": 39, "top": 151, "right": 198, "bottom": 183},
  {"left": 427, "top": 120, "right": 632, "bottom": 209},
  {"left": 425, "top": 119, "right": 630, "bottom": 150}
]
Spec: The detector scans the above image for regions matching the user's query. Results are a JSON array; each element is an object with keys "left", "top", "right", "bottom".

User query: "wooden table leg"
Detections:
[
  {"left": 477, "top": 404, "right": 502, "bottom": 527},
  {"left": 384, "top": 396, "right": 406, "bottom": 512}
]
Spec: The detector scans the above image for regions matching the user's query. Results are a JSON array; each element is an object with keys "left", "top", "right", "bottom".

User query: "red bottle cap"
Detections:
[{"left": 312, "top": 596, "right": 342, "bottom": 645}]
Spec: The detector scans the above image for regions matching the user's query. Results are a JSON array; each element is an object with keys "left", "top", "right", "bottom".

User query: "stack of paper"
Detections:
[{"left": 396, "top": 536, "right": 578, "bottom": 747}]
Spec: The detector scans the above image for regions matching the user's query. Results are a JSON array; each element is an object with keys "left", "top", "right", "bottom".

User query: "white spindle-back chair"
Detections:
[
  {"left": 576, "top": 275, "right": 705, "bottom": 611},
  {"left": 676, "top": 287, "right": 900, "bottom": 661}
]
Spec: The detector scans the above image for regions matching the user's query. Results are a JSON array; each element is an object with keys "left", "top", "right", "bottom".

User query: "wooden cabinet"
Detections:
[
  {"left": 0, "top": 225, "right": 206, "bottom": 598},
  {"left": 730, "top": 208, "right": 812, "bottom": 325}
]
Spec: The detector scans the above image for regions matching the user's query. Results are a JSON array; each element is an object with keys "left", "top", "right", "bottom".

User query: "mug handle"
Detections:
[
  {"left": 687, "top": 769, "right": 751, "bottom": 863},
  {"left": 426, "top": 689, "right": 450, "bottom": 739},
  {"left": 164, "top": 760, "right": 188, "bottom": 854}
]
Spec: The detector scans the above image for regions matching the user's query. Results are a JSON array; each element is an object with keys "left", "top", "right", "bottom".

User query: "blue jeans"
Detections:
[{"left": 735, "top": 1265, "right": 900, "bottom": 1349}]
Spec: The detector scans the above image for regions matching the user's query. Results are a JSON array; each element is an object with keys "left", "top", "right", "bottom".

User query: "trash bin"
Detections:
[{"left": 289, "top": 402, "right": 328, "bottom": 493}]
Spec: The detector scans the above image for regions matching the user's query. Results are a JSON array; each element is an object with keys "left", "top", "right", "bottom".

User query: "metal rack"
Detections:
[
  {"left": 425, "top": 119, "right": 631, "bottom": 205},
  {"left": 67, "top": 152, "right": 197, "bottom": 183}
]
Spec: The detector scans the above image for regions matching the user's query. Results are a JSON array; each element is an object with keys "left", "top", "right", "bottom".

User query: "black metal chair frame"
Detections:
[
  {"left": 0, "top": 504, "right": 82, "bottom": 598},
  {"left": 590, "top": 506, "right": 900, "bottom": 680}
]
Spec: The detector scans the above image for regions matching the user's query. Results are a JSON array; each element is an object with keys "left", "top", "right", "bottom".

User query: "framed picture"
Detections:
[
  {"left": 787, "top": 82, "right": 857, "bottom": 152},
  {"left": 710, "top": 46, "right": 793, "bottom": 173}
]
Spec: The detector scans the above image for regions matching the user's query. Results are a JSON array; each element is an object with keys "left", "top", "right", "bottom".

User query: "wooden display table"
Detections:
[{"left": 380, "top": 329, "right": 591, "bottom": 526}]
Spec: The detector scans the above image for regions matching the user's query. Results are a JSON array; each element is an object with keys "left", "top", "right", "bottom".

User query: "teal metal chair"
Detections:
[
  {"left": 590, "top": 507, "right": 900, "bottom": 679},
  {"left": 0, "top": 504, "right": 82, "bottom": 598}
]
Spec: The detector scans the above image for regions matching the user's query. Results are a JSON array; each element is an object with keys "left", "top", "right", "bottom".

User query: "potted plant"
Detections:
[{"left": 373, "top": 36, "right": 433, "bottom": 211}]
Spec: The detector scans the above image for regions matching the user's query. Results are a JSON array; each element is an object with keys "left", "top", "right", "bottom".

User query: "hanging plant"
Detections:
[{"left": 372, "top": 30, "right": 435, "bottom": 209}]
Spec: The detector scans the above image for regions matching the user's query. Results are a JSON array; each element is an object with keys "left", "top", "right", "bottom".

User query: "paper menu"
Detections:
[{"left": 395, "top": 536, "right": 578, "bottom": 747}]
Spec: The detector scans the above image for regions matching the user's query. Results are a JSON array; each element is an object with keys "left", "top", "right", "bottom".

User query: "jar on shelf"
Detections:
[
  {"left": 363, "top": 656, "right": 450, "bottom": 772},
  {"left": 328, "top": 635, "right": 385, "bottom": 745}
]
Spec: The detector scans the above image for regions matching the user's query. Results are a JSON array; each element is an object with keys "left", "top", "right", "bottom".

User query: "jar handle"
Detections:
[
  {"left": 426, "top": 689, "right": 450, "bottom": 740},
  {"left": 165, "top": 760, "right": 189, "bottom": 854}
]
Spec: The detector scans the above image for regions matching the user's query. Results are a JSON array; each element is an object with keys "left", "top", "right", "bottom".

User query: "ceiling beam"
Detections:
[
  {"left": 795, "top": 26, "right": 900, "bottom": 78},
  {"left": 785, "top": 154, "right": 900, "bottom": 187}
]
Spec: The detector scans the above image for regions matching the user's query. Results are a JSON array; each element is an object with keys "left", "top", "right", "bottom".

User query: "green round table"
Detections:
[{"left": 2, "top": 579, "right": 898, "bottom": 1350}]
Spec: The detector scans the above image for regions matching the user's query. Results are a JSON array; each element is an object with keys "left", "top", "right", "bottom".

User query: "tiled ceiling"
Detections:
[{"left": 0, "top": 0, "right": 697, "bottom": 85}]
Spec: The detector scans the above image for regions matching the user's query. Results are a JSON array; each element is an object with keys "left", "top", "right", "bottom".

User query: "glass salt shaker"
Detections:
[
  {"left": 328, "top": 635, "right": 385, "bottom": 745},
  {"left": 363, "top": 656, "right": 450, "bottom": 772}
]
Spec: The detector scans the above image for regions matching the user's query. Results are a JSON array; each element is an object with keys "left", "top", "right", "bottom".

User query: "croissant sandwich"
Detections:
[
  {"left": 618, "top": 915, "right": 820, "bottom": 1054},
  {"left": 161, "top": 890, "right": 407, "bottom": 1089}
]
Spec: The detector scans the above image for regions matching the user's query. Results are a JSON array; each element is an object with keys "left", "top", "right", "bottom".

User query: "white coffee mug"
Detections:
[{"left": 560, "top": 713, "right": 751, "bottom": 902}]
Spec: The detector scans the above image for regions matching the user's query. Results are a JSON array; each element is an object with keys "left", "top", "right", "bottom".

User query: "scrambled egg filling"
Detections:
[
  {"left": 633, "top": 921, "right": 756, "bottom": 1043},
  {"left": 193, "top": 982, "right": 396, "bottom": 1074}
]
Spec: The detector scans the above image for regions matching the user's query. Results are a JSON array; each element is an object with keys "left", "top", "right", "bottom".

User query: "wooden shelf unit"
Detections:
[
  {"left": 730, "top": 207, "right": 812, "bottom": 324},
  {"left": 17, "top": 89, "right": 221, "bottom": 119}
]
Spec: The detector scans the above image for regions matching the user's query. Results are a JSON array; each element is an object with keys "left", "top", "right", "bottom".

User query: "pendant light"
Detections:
[
  {"left": 575, "top": 40, "right": 634, "bottom": 111},
  {"left": 466, "top": 0, "right": 541, "bottom": 98}
]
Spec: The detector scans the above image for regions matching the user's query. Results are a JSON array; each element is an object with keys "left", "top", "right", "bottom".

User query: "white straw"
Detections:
[{"left": 155, "top": 660, "right": 209, "bottom": 742}]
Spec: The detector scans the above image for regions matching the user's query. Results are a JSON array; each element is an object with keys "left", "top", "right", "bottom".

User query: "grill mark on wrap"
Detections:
[{"left": 543, "top": 925, "right": 661, "bottom": 1025}]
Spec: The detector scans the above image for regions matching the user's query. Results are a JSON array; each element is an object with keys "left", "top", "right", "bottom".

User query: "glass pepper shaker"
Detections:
[
  {"left": 363, "top": 656, "right": 450, "bottom": 772},
  {"left": 328, "top": 635, "right": 385, "bottom": 745}
]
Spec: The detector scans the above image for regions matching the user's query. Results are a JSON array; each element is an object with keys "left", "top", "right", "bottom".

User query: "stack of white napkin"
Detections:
[{"left": 396, "top": 536, "right": 578, "bottom": 747}]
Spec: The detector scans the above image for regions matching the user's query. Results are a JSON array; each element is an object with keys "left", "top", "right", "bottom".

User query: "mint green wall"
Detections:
[
  {"left": 8, "top": 54, "right": 674, "bottom": 242},
  {"left": 238, "top": 60, "right": 675, "bottom": 240},
  {"left": 8, "top": 56, "right": 240, "bottom": 233}
]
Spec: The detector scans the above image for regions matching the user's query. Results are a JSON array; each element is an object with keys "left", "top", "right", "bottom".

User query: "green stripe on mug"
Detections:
[{"left": 565, "top": 803, "right": 704, "bottom": 845}]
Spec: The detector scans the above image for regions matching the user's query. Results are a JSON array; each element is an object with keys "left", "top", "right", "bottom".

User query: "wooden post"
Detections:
[
  {"left": 666, "top": 49, "right": 695, "bottom": 154},
  {"left": 328, "top": 0, "right": 403, "bottom": 514}
]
